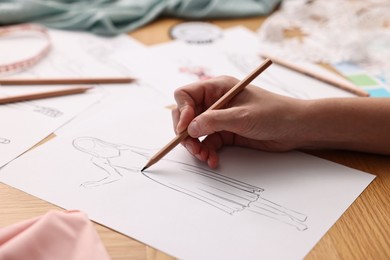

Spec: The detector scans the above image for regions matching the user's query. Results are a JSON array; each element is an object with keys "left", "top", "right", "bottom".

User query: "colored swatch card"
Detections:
[{"left": 332, "top": 62, "right": 390, "bottom": 97}]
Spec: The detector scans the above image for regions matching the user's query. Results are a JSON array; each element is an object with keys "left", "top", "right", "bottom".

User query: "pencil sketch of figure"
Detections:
[
  {"left": 0, "top": 137, "right": 10, "bottom": 144},
  {"left": 5, "top": 101, "right": 63, "bottom": 118},
  {"left": 1, "top": 91, "right": 64, "bottom": 118},
  {"left": 73, "top": 137, "right": 308, "bottom": 231},
  {"left": 32, "top": 105, "right": 63, "bottom": 117}
]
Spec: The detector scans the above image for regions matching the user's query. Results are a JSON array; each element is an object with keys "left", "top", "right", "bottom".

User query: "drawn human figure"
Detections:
[
  {"left": 73, "top": 136, "right": 308, "bottom": 231},
  {"left": 0, "top": 137, "right": 10, "bottom": 144}
]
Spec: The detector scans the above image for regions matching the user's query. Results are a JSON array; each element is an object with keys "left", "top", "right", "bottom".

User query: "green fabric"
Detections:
[{"left": 0, "top": 0, "right": 281, "bottom": 35}]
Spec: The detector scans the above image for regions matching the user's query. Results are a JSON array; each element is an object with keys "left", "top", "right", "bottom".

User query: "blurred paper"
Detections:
[
  {"left": 106, "top": 27, "right": 354, "bottom": 106},
  {"left": 1, "top": 28, "right": 144, "bottom": 79}
]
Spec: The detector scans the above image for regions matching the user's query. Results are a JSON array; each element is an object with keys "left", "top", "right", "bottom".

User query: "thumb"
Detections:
[{"left": 187, "top": 108, "right": 244, "bottom": 138}]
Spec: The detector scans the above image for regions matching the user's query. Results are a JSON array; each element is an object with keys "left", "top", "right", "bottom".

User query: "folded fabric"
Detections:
[
  {"left": 0, "top": 210, "right": 110, "bottom": 260},
  {"left": 0, "top": 0, "right": 281, "bottom": 35}
]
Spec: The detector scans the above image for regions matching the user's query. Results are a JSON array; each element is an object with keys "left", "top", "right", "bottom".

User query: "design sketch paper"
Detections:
[
  {"left": 73, "top": 136, "right": 308, "bottom": 231},
  {"left": 108, "top": 27, "right": 343, "bottom": 104},
  {"left": 0, "top": 28, "right": 144, "bottom": 79},
  {"left": 0, "top": 88, "right": 102, "bottom": 167},
  {"left": 0, "top": 87, "right": 375, "bottom": 260},
  {"left": 0, "top": 27, "right": 145, "bottom": 167},
  {"left": 148, "top": 27, "right": 356, "bottom": 99}
]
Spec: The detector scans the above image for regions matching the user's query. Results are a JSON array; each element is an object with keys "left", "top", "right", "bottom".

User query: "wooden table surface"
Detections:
[{"left": 1, "top": 17, "right": 390, "bottom": 260}]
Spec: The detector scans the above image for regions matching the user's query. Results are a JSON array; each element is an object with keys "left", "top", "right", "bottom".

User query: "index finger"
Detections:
[{"left": 173, "top": 76, "right": 239, "bottom": 133}]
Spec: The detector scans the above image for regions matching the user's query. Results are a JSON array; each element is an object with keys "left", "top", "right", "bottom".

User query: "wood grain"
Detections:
[{"left": 305, "top": 151, "right": 390, "bottom": 259}]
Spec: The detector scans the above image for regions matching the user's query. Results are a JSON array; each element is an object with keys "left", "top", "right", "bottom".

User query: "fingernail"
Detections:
[
  {"left": 195, "top": 153, "right": 202, "bottom": 161},
  {"left": 185, "top": 143, "right": 194, "bottom": 154},
  {"left": 188, "top": 121, "right": 200, "bottom": 137},
  {"left": 176, "top": 119, "right": 183, "bottom": 134}
]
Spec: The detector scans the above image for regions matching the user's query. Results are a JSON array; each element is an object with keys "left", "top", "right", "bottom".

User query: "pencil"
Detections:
[
  {"left": 141, "top": 58, "right": 273, "bottom": 171},
  {"left": 0, "top": 77, "right": 134, "bottom": 85},
  {"left": 0, "top": 86, "right": 93, "bottom": 104},
  {"left": 260, "top": 54, "right": 369, "bottom": 97}
]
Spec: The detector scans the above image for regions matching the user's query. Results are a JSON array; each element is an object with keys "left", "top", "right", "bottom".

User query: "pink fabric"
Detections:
[{"left": 0, "top": 210, "right": 110, "bottom": 260}]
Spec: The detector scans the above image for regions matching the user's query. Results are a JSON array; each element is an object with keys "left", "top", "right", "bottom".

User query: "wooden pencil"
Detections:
[
  {"left": 0, "top": 86, "right": 92, "bottom": 104},
  {"left": 141, "top": 58, "right": 273, "bottom": 171},
  {"left": 260, "top": 53, "right": 369, "bottom": 97},
  {"left": 0, "top": 77, "right": 134, "bottom": 85}
]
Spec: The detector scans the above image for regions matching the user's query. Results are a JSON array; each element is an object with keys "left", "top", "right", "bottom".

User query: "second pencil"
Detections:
[{"left": 0, "top": 86, "right": 93, "bottom": 104}]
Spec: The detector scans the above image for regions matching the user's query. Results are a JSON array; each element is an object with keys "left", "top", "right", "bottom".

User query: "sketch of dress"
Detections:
[
  {"left": 73, "top": 137, "right": 308, "bottom": 231},
  {"left": 0, "top": 137, "right": 10, "bottom": 144}
]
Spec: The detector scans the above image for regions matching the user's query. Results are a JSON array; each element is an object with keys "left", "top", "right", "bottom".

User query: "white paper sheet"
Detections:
[
  {"left": 105, "top": 27, "right": 354, "bottom": 107},
  {"left": 0, "top": 28, "right": 144, "bottom": 79},
  {"left": 0, "top": 86, "right": 375, "bottom": 260},
  {"left": 0, "top": 87, "right": 102, "bottom": 167},
  {"left": 147, "top": 27, "right": 356, "bottom": 100},
  {"left": 0, "top": 28, "right": 145, "bottom": 167}
]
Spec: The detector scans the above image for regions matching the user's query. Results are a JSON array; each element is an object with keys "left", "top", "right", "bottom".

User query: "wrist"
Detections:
[
  {"left": 281, "top": 99, "right": 314, "bottom": 149},
  {"left": 293, "top": 98, "right": 362, "bottom": 151}
]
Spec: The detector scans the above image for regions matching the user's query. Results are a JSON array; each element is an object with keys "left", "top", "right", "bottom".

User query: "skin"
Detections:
[{"left": 172, "top": 76, "right": 390, "bottom": 169}]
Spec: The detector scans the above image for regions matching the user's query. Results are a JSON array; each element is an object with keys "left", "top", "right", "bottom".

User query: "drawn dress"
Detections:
[
  {"left": 74, "top": 137, "right": 308, "bottom": 230},
  {"left": 124, "top": 151, "right": 263, "bottom": 214}
]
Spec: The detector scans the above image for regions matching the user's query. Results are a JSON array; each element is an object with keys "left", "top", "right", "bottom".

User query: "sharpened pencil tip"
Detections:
[{"left": 141, "top": 167, "right": 147, "bottom": 172}]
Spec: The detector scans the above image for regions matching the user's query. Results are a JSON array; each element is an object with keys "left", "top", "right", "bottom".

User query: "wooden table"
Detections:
[{"left": 1, "top": 17, "right": 390, "bottom": 260}]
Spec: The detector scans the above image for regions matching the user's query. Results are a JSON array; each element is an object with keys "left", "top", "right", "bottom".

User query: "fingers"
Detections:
[
  {"left": 172, "top": 105, "right": 195, "bottom": 134},
  {"left": 181, "top": 135, "right": 221, "bottom": 169},
  {"left": 174, "top": 76, "right": 238, "bottom": 108},
  {"left": 173, "top": 76, "right": 239, "bottom": 133},
  {"left": 187, "top": 107, "right": 246, "bottom": 138},
  {"left": 181, "top": 131, "right": 235, "bottom": 169},
  {"left": 171, "top": 107, "right": 180, "bottom": 134},
  {"left": 172, "top": 76, "right": 242, "bottom": 168}
]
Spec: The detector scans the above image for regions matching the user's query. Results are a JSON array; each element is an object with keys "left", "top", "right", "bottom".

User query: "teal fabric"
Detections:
[{"left": 0, "top": 0, "right": 281, "bottom": 35}]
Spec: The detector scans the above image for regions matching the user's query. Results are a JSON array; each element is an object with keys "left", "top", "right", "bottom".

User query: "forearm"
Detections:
[{"left": 295, "top": 98, "right": 390, "bottom": 155}]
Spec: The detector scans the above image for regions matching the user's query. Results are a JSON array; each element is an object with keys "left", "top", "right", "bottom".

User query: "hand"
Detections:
[{"left": 172, "top": 76, "right": 307, "bottom": 168}]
